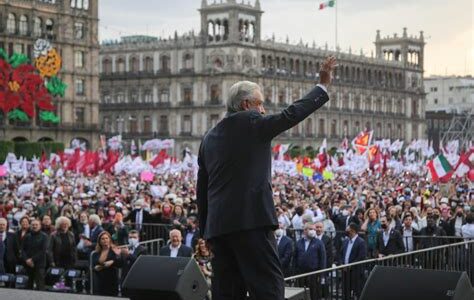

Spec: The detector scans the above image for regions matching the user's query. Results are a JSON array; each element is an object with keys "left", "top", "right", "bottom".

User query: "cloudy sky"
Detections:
[{"left": 99, "top": 0, "right": 473, "bottom": 76}]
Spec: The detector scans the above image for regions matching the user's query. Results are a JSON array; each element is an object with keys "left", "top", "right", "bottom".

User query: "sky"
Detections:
[{"left": 99, "top": 0, "right": 473, "bottom": 77}]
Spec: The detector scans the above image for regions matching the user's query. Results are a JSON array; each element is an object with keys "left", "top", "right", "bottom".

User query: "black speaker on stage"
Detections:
[
  {"left": 360, "top": 266, "right": 473, "bottom": 300},
  {"left": 122, "top": 255, "right": 209, "bottom": 300}
]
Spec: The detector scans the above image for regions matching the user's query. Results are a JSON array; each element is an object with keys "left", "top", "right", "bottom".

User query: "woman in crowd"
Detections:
[
  {"left": 16, "top": 216, "right": 30, "bottom": 250},
  {"left": 50, "top": 216, "right": 77, "bottom": 268},
  {"left": 194, "top": 239, "right": 212, "bottom": 299},
  {"left": 361, "top": 208, "right": 381, "bottom": 258},
  {"left": 170, "top": 204, "right": 187, "bottom": 230},
  {"left": 91, "top": 231, "right": 122, "bottom": 296}
]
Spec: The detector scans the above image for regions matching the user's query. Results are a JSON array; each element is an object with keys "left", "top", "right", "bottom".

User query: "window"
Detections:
[
  {"left": 144, "top": 57, "right": 153, "bottom": 72},
  {"left": 75, "top": 79, "right": 85, "bottom": 96},
  {"left": 129, "top": 116, "right": 138, "bottom": 133},
  {"left": 129, "top": 90, "right": 138, "bottom": 103},
  {"left": 45, "top": 19, "right": 54, "bottom": 38},
  {"left": 71, "top": 0, "right": 89, "bottom": 9},
  {"left": 116, "top": 58, "right": 125, "bottom": 73},
  {"left": 102, "top": 93, "right": 111, "bottom": 104},
  {"left": 183, "top": 53, "right": 193, "bottom": 69},
  {"left": 278, "top": 89, "right": 285, "bottom": 103},
  {"left": 130, "top": 57, "right": 139, "bottom": 73},
  {"left": 19, "top": 15, "right": 28, "bottom": 35},
  {"left": 7, "top": 14, "right": 16, "bottom": 34},
  {"left": 210, "top": 84, "right": 220, "bottom": 102},
  {"left": 182, "top": 115, "right": 192, "bottom": 134},
  {"left": 161, "top": 56, "right": 170, "bottom": 72},
  {"left": 434, "top": 98, "right": 438, "bottom": 104},
  {"left": 103, "top": 117, "right": 110, "bottom": 132},
  {"left": 74, "top": 51, "right": 84, "bottom": 68},
  {"left": 305, "top": 118, "right": 313, "bottom": 136},
  {"left": 331, "top": 120, "right": 337, "bottom": 137},
  {"left": 183, "top": 87, "right": 193, "bottom": 103},
  {"left": 318, "top": 119, "right": 325, "bottom": 136},
  {"left": 343, "top": 120, "right": 349, "bottom": 136},
  {"left": 160, "top": 89, "right": 169, "bottom": 102},
  {"left": 74, "top": 22, "right": 84, "bottom": 39},
  {"left": 116, "top": 92, "right": 124, "bottom": 103},
  {"left": 143, "top": 116, "right": 151, "bottom": 133},
  {"left": 449, "top": 86, "right": 454, "bottom": 91},
  {"left": 102, "top": 59, "right": 112, "bottom": 74},
  {"left": 33, "top": 17, "right": 42, "bottom": 37},
  {"left": 159, "top": 115, "right": 169, "bottom": 134},
  {"left": 74, "top": 107, "right": 85, "bottom": 124}
]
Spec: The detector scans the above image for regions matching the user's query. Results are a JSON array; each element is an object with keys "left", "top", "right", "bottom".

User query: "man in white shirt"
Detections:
[
  {"left": 401, "top": 214, "right": 419, "bottom": 252},
  {"left": 159, "top": 229, "right": 192, "bottom": 258}
]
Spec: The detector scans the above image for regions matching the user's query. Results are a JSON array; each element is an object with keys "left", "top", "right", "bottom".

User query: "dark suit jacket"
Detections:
[
  {"left": 294, "top": 237, "right": 327, "bottom": 273},
  {"left": 197, "top": 86, "right": 329, "bottom": 239},
  {"left": 89, "top": 225, "right": 104, "bottom": 252},
  {"left": 376, "top": 229, "right": 404, "bottom": 256},
  {"left": 183, "top": 229, "right": 200, "bottom": 250},
  {"left": 340, "top": 236, "right": 367, "bottom": 265},
  {"left": 277, "top": 235, "right": 293, "bottom": 272},
  {"left": 0, "top": 237, "right": 5, "bottom": 274},
  {"left": 124, "top": 209, "right": 152, "bottom": 225},
  {"left": 3, "top": 232, "right": 19, "bottom": 271},
  {"left": 120, "top": 245, "right": 147, "bottom": 282},
  {"left": 159, "top": 244, "right": 193, "bottom": 258}
]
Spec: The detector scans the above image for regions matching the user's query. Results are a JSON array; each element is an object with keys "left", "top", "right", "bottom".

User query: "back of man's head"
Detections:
[{"left": 227, "top": 81, "right": 260, "bottom": 113}]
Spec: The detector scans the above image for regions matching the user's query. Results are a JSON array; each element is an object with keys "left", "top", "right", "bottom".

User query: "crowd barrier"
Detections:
[{"left": 284, "top": 239, "right": 474, "bottom": 300}]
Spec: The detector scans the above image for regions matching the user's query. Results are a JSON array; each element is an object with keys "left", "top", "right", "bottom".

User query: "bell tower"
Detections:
[{"left": 199, "top": 0, "right": 263, "bottom": 44}]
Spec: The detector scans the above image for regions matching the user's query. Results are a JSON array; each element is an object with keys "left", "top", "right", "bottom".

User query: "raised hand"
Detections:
[{"left": 319, "top": 56, "right": 337, "bottom": 86}]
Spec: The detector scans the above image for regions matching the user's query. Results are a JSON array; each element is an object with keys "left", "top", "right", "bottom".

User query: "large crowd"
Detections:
[{"left": 0, "top": 170, "right": 473, "bottom": 298}]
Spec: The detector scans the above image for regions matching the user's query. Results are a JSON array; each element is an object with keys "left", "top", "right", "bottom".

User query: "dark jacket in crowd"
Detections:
[
  {"left": 376, "top": 228, "right": 405, "bottom": 256},
  {"left": 49, "top": 231, "right": 77, "bottom": 268},
  {"left": 120, "top": 245, "right": 147, "bottom": 284},
  {"left": 159, "top": 244, "right": 193, "bottom": 257},
  {"left": 197, "top": 86, "right": 329, "bottom": 239},
  {"left": 447, "top": 216, "right": 466, "bottom": 237},
  {"left": 91, "top": 249, "right": 122, "bottom": 296},
  {"left": 320, "top": 234, "right": 334, "bottom": 268},
  {"left": 294, "top": 237, "right": 327, "bottom": 273},
  {"left": 277, "top": 235, "right": 293, "bottom": 276},
  {"left": 340, "top": 235, "right": 367, "bottom": 264},
  {"left": 3, "top": 232, "right": 19, "bottom": 273},
  {"left": 21, "top": 230, "right": 49, "bottom": 268},
  {"left": 418, "top": 226, "right": 447, "bottom": 248}
]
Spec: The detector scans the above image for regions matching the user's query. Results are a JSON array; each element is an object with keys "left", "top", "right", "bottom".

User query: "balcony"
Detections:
[
  {"left": 204, "top": 100, "right": 223, "bottom": 107},
  {"left": 180, "top": 68, "right": 194, "bottom": 74},
  {"left": 178, "top": 101, "right": 194, "bottom": 107},
  {"left": 100, "top": 102, "right": 171, "bottom": 110}
]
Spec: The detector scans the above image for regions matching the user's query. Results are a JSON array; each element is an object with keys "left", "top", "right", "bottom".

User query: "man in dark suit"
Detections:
[
  {"left": 275, "top": 226, "right": 293, "bottom": 278},
  {"left": 159, "top": 229, "right": 193, "bottom": 258},
  {"left": 21, "top": 219, "right": 49, "bottom": 290},
  {"left": 294, "top": 223, "right": 326, "bottom": 300},
  {"left": 340, "top": 223, "right": 367, "bottom": 300},
  {"left": 0, "top": 218, "right": 19, "bottom": 278},
  {"left": 84, "top": 214, "right": 104, "bottom": 254},
  {"left": 376, "top": 216, "right": 404, "bottom": 257},
  {"left": 197, "top": 56, "right": 336, "bottom": 300},
  {"left": 315, "top": 221, "right": 333, "bottom": 298},
  {"left": 123, "top": 199, "right": 151, "bottom": 233},
  {"left": 183, "top": 216, "right": 200, "bottom": 250},
  {"left": 333, "top": 204, "right": 351, "bottom": 255},
  {"left": 120, "top": 230, "right": 147, "bottom": 285},
  {"left": 400, "top": 214, "right": 419, "bottom": 252}
]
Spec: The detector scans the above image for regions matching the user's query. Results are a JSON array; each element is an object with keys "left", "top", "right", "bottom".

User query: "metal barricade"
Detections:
[{"left": 284, "top": 239, "right": 474, "bottom": 300}]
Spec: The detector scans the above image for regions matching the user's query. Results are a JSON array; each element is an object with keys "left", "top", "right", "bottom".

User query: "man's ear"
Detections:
[{"left": 241, "top": 100, "right": 248, "bottom": 111}]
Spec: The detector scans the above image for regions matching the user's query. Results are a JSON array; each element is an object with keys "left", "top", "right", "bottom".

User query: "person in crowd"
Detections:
[
  {"left": 418, "top": 216, "right": 447, "bottom": 249},
  {"left": 41, "top": 215, "right": 55, "bottom": 236},
  {"left": 401, "top": 214, "right": 419, "bottom": 252},
  {"left": 321, "top": 207, "right": 336, "bottom": 238},
  {"left": 315, "top": 221, "right": 334, "bottom": 299},
  {"left": 75, "top": 212, "right": 91, "bottom": 260},
  {"left": 49, "top": 216, "right": 77, "bottom": 269},
  {"left": 86, "top": 214, "right": 104, "bottom": 255},
  {"left": 170, "top": 204, "right": 187, "bottom": 230},
  {"left": 120, "top": 230, "right": 147, "bottom": 285},
  {"left": 419, "top": 205, "right": 434, "bottom": 229},
  {"left": 294, "top": 222, "right": 326, "bottom": 300},
  {"left": 340, "top": 223, "right": 367, "bottom": 300},
  {"left": 0, "top": 217, "right": 19, "bottom": 278},
  {"left": 159, "top": 229, "right": 193, "bottom": 257},
  {"left": 108, "top": 212, "right": 128, "bottom": 246},
  {"left": 333, "top": 204, "right": 352, "bottom": 255},
  {"left": 16, "top": 216, "right": 30, "bottom": 250},
  {"left": 376, "top": 216, "right": 404, "bottom": 257},
  {"left": 21, "top": 219, "right": 48, "bottom": 290},
  {"left": 291, "top": 206, "right": 305, "bottom": 241},
  {"left": 91, "top": 231, "right": 122, "bottom": 296},
  {"left": 194, "top": 238, "right": 213, "bottom": 299},
  {"left": 124, "top": 199, "right": 151, "bottom": 232},
  {"left": 386, "top": 206, "right": 402, "bottom": 232},
  {"left": 361, "top": 208, "right": 381, "bottom": 258},
  {"left": 275, "top": 225, "right": 293, "bottom": 278},
  {"left": 183, "top": 216, "right": 200, "bottom": 249},
  {"left": 448, "top": 204, "right": 466, "bottom": 239},
  {"left": 461, "top": 212, "right": 474, "bottom": 240}
]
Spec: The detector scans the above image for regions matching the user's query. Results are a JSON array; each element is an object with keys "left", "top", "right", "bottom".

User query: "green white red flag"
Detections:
[
  {"left": 319, "top": 0, "right": 335, "bottom": 10},
  {"left": 427, "top": 154, "right": 453, "bottom": 182}
]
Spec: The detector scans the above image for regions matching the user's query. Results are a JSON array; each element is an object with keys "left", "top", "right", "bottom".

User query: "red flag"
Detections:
[
  {"left": 39, "top": 151, "right": 47, "bottom": 171},
  {"left": 102, "top": 150, "right": 120, "bottom": 173},
  {"left": 150, "top": 150, "right": 169, "bottom": 167},
  {"left": 66, "top": 148, "right": 81, "bottom": 171}
]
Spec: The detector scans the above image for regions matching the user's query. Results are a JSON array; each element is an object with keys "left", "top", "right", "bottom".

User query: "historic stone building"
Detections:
[
  {"left": 99, "top": 0, "right": 426, "bottom": 155},
  {"left": 0, "top": 0, "right": 100, "bottom": 149}
]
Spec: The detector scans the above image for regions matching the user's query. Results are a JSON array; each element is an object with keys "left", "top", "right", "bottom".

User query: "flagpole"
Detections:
[{"left": 335, "top": 0, "right": 338, "bottom": 49}]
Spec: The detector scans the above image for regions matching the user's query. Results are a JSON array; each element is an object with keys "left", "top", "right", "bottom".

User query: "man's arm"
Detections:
[{"left": 196, "top": 142, "right": 209, "bottom": 238}]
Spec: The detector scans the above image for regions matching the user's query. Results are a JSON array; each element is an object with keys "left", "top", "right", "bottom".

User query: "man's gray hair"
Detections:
[
  {"left": 227, "top": 81, "right": 261, "bottom": 113},
  {"left": 89, "top": 214, "right": 102, "bottom": 226}
]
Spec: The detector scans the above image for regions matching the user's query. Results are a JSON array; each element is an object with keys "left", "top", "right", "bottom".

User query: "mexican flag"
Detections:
[
  {"left": 427, "top": 154, "right": 453, "bottom": 182},
  {"left": 319, "top": 0, "right": 336, "bottom": 10}
]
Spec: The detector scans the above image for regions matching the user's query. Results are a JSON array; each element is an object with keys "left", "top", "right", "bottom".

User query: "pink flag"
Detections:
[{"left": 140, "top": 171, "right": 154, "bottom": 182}]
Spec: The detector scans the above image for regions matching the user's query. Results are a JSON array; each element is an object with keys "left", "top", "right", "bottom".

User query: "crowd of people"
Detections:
[{"left": 0, "top": 169, "right": 473, "bottom": 298}]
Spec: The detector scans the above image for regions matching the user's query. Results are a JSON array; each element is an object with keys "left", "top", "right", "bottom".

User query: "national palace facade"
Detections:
[{"left": 99, "top": 0, "right": 426, "bottom": 155}]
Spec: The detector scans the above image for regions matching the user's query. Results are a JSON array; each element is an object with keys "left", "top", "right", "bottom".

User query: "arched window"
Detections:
[
  {"left": 305, "top": 118, "right": 313, "bottom": 137},
  {"left": 129, "top": 56, "right": 139, "bottom": 73},
  {"left": 144, "top": 57, "right": 153, "bottom": 72},
  {"left": 183, "top": 53, "right": 193, "bottom": 69},
  {"left": 161, "top": 55, "right": 170, "bottom": 72},
  {"left": 19, "top": 15, "right": 28, "bottom": 35},
  {"left": 102, "top": 58, "right": 112, "bottom": 74},
  {"left": 210, "top": 84, "right": 220, "bottom": 102},
  {"left": 33, "top": 17, "right": 42, "bottom": 37},
  {"left": 116, "top": 58, "right": 125, "bottom": 73},
  {"left": 7, "top": 13, "right": 16, "bottom": 34},
  {"left": 45, "top": 19, "right": 54, "bottom": 38}
]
